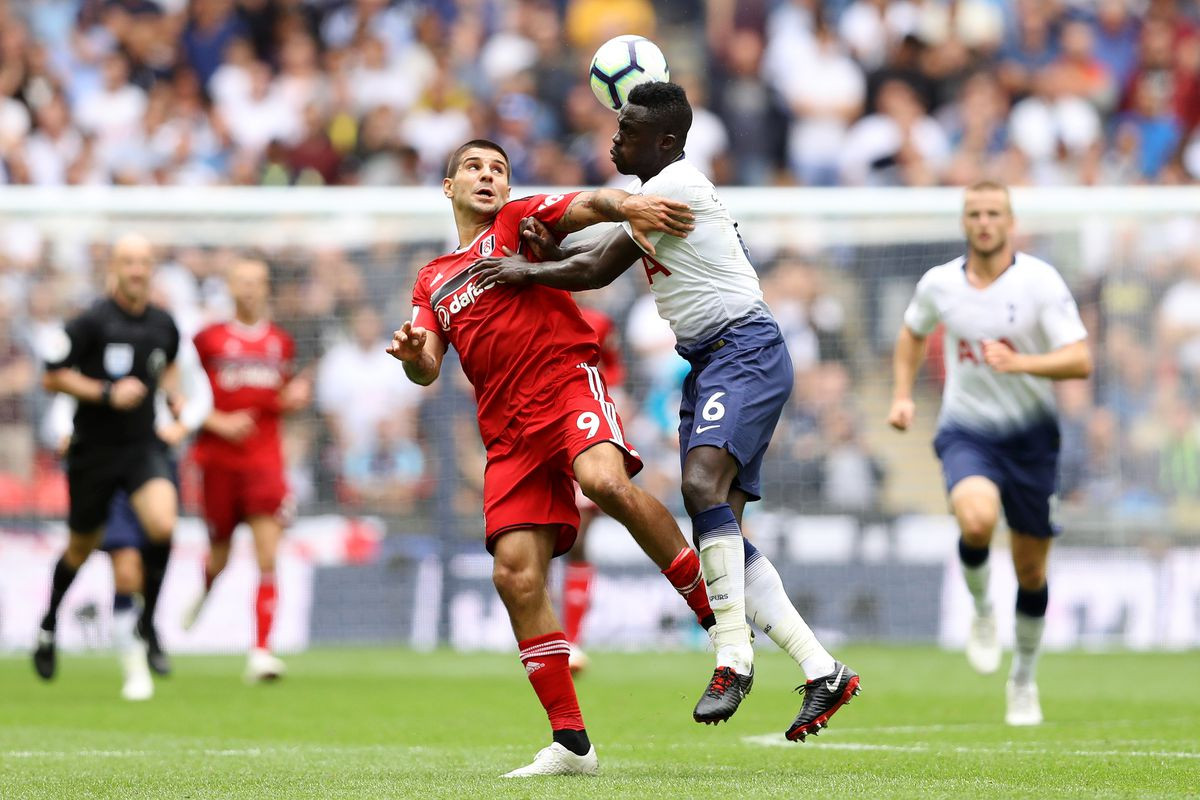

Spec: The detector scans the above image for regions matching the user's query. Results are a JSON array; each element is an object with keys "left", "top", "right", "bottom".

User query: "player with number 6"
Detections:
[{"left": 470, "top": 82, "right": 860, "bottom": 741}]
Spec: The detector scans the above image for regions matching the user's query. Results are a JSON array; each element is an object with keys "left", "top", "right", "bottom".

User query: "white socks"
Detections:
[
  {"left": 744, "top": 552, "right": 835, "bottom": 680},
  {"left": 1011, "top": 612, "right": 1044, "bottom": 685},
  {"left": 112, "top": 606, "right": 139, "bottom": 655},
  {"left": 963, "top": 561, "right": 992, "bottom": 617},
  {"left": 698, "top": 533, "right": 752, "bottom": 674}
]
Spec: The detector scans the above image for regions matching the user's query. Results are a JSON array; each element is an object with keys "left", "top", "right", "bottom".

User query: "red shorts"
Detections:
[
  {"left": 483, "top": 363, "right": 641, "bottom": 557},
  {"left": 201, "top": 463, "right": 291, "bottom": 542}
]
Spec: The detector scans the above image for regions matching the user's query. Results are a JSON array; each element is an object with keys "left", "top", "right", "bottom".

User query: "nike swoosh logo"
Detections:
[
  {"left": 824, "top": 664, "right": 846, "bottom": 693},
  {"left": 707, "top": 573, "right": 726, "bottom": 586},
  {"left": 696, "top": 424, "right": 721, "bottom": 433}
]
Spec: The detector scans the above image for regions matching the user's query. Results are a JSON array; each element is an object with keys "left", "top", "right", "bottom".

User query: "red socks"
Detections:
[
  {"left": 562, "top": 562, "right": 594, "bottom": 644},
  {"left": 255, "top": 573, "right": 277, "bottom": 650},
  {"left": 662, "top": 547, "right": 715, "bottom": 628},
  {"left": 518, "top": 632, "right": 585, "bottom": 731}
]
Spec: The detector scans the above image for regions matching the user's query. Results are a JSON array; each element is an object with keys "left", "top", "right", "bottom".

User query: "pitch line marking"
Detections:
[{"left": 741, "top": 733, "right": 1200, "bottom": 759}]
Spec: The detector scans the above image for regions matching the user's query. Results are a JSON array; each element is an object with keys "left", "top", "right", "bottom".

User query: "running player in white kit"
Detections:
[
  {"left": 887, "top": 181, "right": 1092, "bottom": 726},
  {"left": 472, "top": 82, "right": 859, "bottom": 741}
]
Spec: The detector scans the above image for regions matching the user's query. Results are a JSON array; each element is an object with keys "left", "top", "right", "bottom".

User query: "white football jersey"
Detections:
[
  {"left": 620, "top": 160, "right": 770, "bottom": 346},
  {"left": 903, "top": 252, "right": 1087, "bottom": 436}
]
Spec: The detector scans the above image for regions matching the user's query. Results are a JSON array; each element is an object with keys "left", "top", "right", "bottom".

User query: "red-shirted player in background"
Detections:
[
  {"left": 388, "top": 139, "right": 711, "bottom": 778},
  {"left": 186, "top": 258, "right": 311, "bottom": 682},
  {"left": 562, "top": 305, "right": 626, "bottom": 675}
]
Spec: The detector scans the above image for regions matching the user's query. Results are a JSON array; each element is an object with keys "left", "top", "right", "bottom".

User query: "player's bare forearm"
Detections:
[
  {"left": 556, "top": 190, "right": 693, "bottom": 249},
  {"left": 891, "top": 326, "right": 927, "bottom": 400},
  {"left": 42, "top": 368, "right": 107, "bottom": 404},
  {"left": 1002, "top": 340, "right": 1092, "bottom": 379},
  {"left": 472, "top": 227, "right": 642, "bottom": 291},
  {"left": 389, "top": 321, "right": 444, "bottom": 386},
  {"left": 402, "top": 354, "right": 440, "bottom": 386}
]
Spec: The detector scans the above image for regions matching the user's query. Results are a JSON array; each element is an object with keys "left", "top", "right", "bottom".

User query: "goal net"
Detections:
[{"left": 1, "top": 186, "right": 1197, "bottom": 653}]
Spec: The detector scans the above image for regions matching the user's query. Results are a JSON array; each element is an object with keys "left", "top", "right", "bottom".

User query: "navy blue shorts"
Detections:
[
  {"left": 677, "top": 315, "right": 793, "bottom": 501},
  {"left": 100, "top": 457, "right": 179, "bottom": 552},
  {"left": 933, "top": 420, "right": 1061, "bottom": 538}
]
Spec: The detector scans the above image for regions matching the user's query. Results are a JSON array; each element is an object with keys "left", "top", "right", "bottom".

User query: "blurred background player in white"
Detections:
[
  {"left": 888, "top": 181, "right": 1092, "bottom": 726},
  {"left": 185, "top": 258, "right": 311, "bottom": 682},
  {"left": 471, "top": 82, "right": 859, "bottom": 740},
  {"left": 34, "top": 235, "right": 181, "bottom": 688},
  {"left": 43, "top": 324, "right": 210, "bottom": 700}
]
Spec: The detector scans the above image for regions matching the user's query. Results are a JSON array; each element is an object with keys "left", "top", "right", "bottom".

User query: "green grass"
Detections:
[{"left": 1, "top": 646, "right": 1198, "bottom": 799}]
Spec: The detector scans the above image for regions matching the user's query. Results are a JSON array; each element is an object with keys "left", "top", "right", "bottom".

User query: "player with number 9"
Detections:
[{"left": 388, "top": 138, "right": 714, "bottom": 778}]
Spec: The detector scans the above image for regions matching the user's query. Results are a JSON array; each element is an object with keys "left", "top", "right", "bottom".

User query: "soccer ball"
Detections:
[{"left": 588, "top": 35, "right": 670, "bottom": 112}]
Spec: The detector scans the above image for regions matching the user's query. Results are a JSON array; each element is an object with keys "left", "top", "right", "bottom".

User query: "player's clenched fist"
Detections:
[
  {"left": 387, "top": 321, "right": 427, "bottom": 362},
  {"left": 887, "top": 398, "right": 915, "bottom": 431}
]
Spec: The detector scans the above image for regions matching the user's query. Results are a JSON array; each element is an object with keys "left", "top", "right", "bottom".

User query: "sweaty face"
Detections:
[
  {"left": 610, "top": 105, "right": 657, "bottom": 176},
  {"left": 229, "top": 260, "right": 269, "bottom": 319},
  {"left": 962, "top": 189, "right": 1013, "bottom": 258},
  {"left": 444, "top": 148, "right": 511, "bottom": 220},
  {"left": 110, "top": 238, "right": 154, "bottom": 304}
]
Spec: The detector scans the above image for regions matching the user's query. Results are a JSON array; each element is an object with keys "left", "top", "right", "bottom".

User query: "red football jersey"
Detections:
[
  {"left": 412, "top": 193, "right": 602, "bottom": 446},
  {"left": 192, "top": 320, "right": 295, "bottom": 469}
]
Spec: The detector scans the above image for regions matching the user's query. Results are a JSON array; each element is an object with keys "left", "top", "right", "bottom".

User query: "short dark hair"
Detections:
[
  {"left": 626, "top": 81, "right": 692, "bottom": 145},
  {"left": 445, "top": 139, "right": 510, "bottom": 180}
]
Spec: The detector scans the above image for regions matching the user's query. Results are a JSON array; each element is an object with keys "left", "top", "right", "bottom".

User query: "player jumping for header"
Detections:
[
  {"left": 388, "top": 138, "right": 717, "bottom": 777},
  {"left": 471, "top": 82, "right": 860, "bottom": 741},
  {"left": 887, "top": 181, "right": 1091, "bottom": 726}
]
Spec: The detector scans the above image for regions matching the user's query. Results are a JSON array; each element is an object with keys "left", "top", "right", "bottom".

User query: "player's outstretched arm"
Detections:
[
  {"left": 982, "top": 338, "right": 1091, "bottom": 379},
  {"left": 555, "top": 189, "right": 694, "bottom": 255},
  {"left": 470, "top": 225, "right": 645, "bottom": 292},
  {"left": 888, "top": 325, "right": 927, "bottom": 431},
  {"left": 387, "top": 320, "right": 447, "bottom": 386}
]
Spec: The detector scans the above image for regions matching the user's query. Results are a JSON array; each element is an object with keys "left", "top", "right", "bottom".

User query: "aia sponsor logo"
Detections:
[{"left": 435, "top": 279, "right": 493, "bottom": 331}]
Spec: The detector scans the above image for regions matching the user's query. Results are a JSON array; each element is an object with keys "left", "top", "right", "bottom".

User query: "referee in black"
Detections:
[{"left": 34, "top": 233, "right": 181, "bottom": 680}]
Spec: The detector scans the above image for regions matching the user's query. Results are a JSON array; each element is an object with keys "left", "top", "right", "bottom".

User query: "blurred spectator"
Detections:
[
  {"left": 1089, "top": 0, "right": 1142, "bottom": 89},
  {"left": 1158, "top": 252, "right": 1200, "bottom": 392},
  {"left": 341, "top": 415, "right": 427, "bottom": 513},
  {"left": 0, "top": 303, "right": 34, "bottom": 481},
  {"left": 316, "top": 304, "right": 421, "bottom": 471},
  {"left": 839, "top": 78, "right": 950, "bottom": 186},
  {"left": 218, "top": 61, "right": 300, "bottom": 158},
  {"left": 782, "top": 15, "right": 865, "bottom": 186},
  {"left": 182, "top": 0, "right": 248, "bottom": 88},
  {"left": 565, "top": 0, "right": 655, "bottom": 52}
]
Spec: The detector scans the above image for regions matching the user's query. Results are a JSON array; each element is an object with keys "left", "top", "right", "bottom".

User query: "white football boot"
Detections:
[
  {"left": 120, "top": 642, "right": 154, "bottom": 701},
  {"left": 567, "top": 644, "right": 589, "bottom": 675},
  {"left": 966, "top": 611, "right": 1001, "bottom": 674},
  {"left": 1005, "top": 679, "right": 1043, "bottom": 726},
  {"left": 501, "top": 742, "right": 598, "bottom": 778},
  {"left": 244, "top": 648, "right": 286, "bottom": 683}
]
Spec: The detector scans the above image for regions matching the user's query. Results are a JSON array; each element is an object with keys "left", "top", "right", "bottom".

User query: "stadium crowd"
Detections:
[
  {"left": 2, "top": 0, "right": 1200, "bottom": 544},
  {"left": 0, "top": 0, "right": 1198, "bottom": 189}
]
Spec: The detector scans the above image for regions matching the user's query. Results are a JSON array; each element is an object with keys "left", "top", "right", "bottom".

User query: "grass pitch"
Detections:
[{"left": 1, "top": 646, "right": 1197, "bottom": 799}]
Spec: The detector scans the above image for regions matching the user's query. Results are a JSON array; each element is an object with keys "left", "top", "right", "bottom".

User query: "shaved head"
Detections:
[{"left": 109, "top": 233, "right": 155, "bottom": 311}]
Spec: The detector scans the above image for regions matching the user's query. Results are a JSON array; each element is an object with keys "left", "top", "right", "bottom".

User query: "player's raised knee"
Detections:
[{"left": 578, "top": 470, "right": 634, "bottom": 511}]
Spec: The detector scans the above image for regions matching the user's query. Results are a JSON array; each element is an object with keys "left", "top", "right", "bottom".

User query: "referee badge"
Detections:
[{"left": 103, "top": 343, "right": 134, "bottom": 377}]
